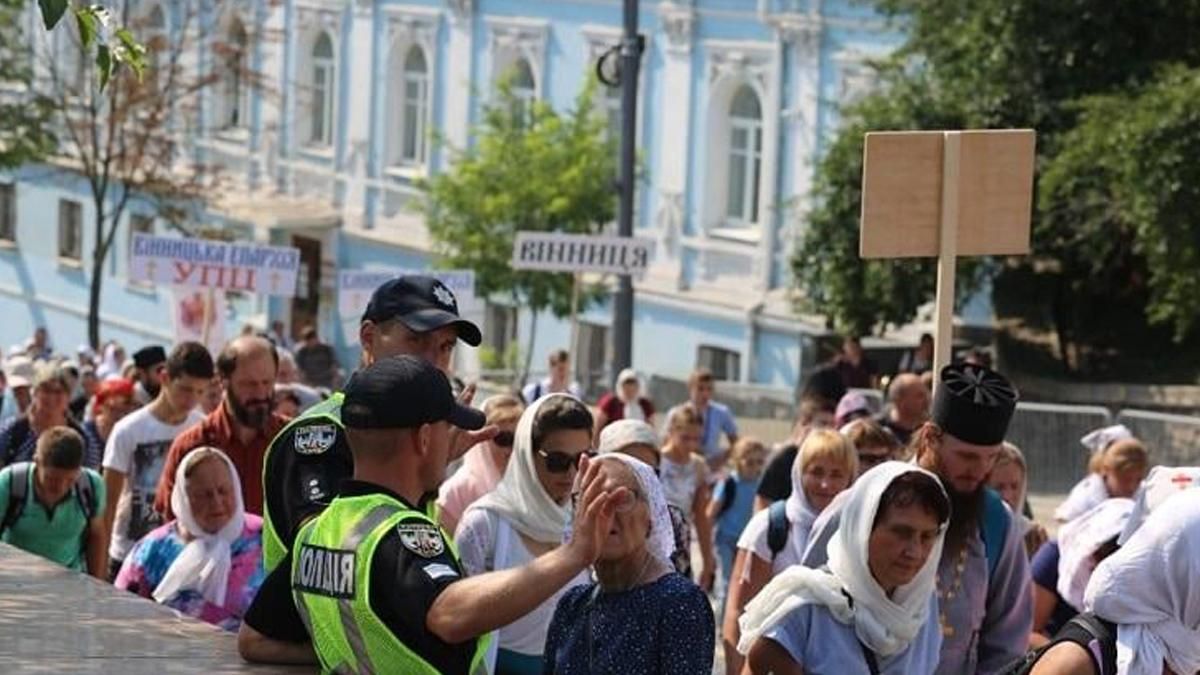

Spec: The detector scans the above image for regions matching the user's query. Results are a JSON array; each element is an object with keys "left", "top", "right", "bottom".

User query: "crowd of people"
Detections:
[{"left": 1, "top": 277, "right": 1199, "bottom": 675}]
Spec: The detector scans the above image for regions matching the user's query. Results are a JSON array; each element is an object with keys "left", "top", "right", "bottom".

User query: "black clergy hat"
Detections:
[
  {"left": 342, "top": 355, "right": 485, "bottom": 431},
  {"left": 931, "top": 363, "right": 1019, "bottom": 446},
  {"left": 361, "top": 275, "right": 482, "bottom": 347},
  {"left": 132, "top": 345, "right": 167, "bottom": 370}
]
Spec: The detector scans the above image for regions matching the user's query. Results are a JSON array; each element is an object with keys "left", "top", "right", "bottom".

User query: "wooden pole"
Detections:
[
  {"left": 933, "top": 131, "right": 961, "bottom": 391},
  {"left": 569, "top": 271, "right": 581, "bottom": 385}
]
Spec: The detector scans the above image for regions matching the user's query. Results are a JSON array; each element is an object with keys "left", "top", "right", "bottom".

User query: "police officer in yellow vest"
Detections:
[
  {"left": 260, "top": 275, "right": 491, "bottom": 572},
  {"left": 238, "top": 355, "right": 627, "bottom": 673}
]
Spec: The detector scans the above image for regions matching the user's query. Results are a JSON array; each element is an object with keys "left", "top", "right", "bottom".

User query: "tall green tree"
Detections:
[
  {"left": 421, "top": 76, "right": 617, "bottom": 381},
  {"left": 795, "top": 0, "right": 1200, "bottom": 376}
]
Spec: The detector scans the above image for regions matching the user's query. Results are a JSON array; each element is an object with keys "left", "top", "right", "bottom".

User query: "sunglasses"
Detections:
[
  {"left": 858, "top": 452, "right": 890, "bottom": 468},
  {"left": 493, "top": 431, "right": 515, "bottom": 448},
  {"left": 537, "top": 448, "right": 595, "bottom": 474}
]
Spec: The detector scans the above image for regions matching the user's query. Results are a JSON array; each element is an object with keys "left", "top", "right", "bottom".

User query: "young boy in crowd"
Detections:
[{"left": 709, "top": 437, "right": 768, "bottom": 600}]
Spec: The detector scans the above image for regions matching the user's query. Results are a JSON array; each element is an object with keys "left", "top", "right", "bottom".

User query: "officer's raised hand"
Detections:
[
  {"left": 565, "top": 455, "right": 628, "bottom": 566},
  {"left": 448, "top": 381, "right": 498, "bottom": 460}
]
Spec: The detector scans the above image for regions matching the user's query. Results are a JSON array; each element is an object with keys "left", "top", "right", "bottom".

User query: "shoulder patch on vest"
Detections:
[
  {"left": 295, "top": 424, "right": 337, "bottom": 455},
  {"left": 294, "top": 544, "right": 356, "bottom": 598},
  {"left": 396, "top": 522, "right": 445, "bottom": 558}
]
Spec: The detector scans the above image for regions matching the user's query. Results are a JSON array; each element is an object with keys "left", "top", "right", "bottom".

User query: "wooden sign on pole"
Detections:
[{"left": 859, "top": 129, "right": 1036, "bottom": 382}]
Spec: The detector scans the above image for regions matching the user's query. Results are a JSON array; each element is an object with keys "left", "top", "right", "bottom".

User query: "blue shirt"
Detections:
[
  {"left": 543, "top": 573, "right": 714, "bottom": 674},
  {"left": 1030, "top": 540, "right": 1077, "bottom": 636},
  {"left": 713, "top": 472, "right": 759, "bottom": 546},
  {"left": 763, "top": 595, "right": 943, "bottom": 675}
]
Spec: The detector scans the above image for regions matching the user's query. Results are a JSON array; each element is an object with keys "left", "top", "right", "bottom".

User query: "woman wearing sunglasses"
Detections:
[
  {"left": 543, "top": 453, "right": 715, "bottom": 674},
  {"left": 438, "top": 394, "right": 524, "bottom": 535},
  {"left": 456, "top": 394, "right": 595, "bottom": 675}
]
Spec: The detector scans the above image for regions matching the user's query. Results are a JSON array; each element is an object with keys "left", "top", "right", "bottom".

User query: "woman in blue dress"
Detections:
[
  {"left": 738, "top": 461, "right": 950, "bottom": 675},
  {"left": 542, "top": 453, "right": 714, "bottom": 674}
]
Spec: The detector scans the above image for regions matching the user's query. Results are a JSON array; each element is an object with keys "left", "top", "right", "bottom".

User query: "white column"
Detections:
[
  {"left": 342, "top": 5, "right": 374, "bottom": 218},
  {"left": 441, "top": 5, "right": 474, "bottom": 156},
  {"left": 783, "top": 20, "right": 822, "bottom": 241},
  {"left": 652, "top": 3, "right": 694, "bottom": 283},
  {"left": 256, "top": 2, "right": 286, "bottom": 192}
]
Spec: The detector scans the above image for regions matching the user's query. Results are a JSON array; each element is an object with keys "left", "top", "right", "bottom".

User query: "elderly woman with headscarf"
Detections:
[
  {"left": 1020, "top": 489, "right": 1200, "bottom": 675},
  {"left": 543, "top": 453, "right": 715, "bottom": 674},
  {"left": 721, "top": 429, "right": 857, "bottom": 674},
  {"left": 438, "top": 394, "right": 524, "bottom": 535},
  {"left": 593, "top": 368, "right": 656, "bottom": 434},
  {"left": 1029, "top": 498, "right": 1133, "bottom": 648},
  {"left": 737, "top": 462, "right": 950, "bottom": 675},
  {"left": 114, "top": 447, "right": 264, "bottom": 631},
  {"left": 454, "top": 394, "right": 594, "bottom": 675}
]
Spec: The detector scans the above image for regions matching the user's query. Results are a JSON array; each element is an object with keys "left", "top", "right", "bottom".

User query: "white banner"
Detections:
[
  {"left": 129, "top": 233, "right": 302, "bottom": 297},
  {"left": 171, "top": 287, "right": 226, "bottom": 356},
  {"left": 337, "top": 268, "right": 477, "bottom": 319},
  {"left": 511, "top": 231, "right": 654, "bottom": 277}
]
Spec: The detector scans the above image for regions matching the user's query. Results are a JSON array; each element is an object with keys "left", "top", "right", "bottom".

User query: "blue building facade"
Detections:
[{"left": 0, "top": 0, "right": 904, "bottom": 391}]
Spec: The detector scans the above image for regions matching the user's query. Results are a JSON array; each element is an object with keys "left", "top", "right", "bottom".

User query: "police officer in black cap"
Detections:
[
  {"left": 259, "top": 276, "right": 494, "bottom": 574},
  {"left": 239, "top": 356, "right": 622, "bottom": 672}
]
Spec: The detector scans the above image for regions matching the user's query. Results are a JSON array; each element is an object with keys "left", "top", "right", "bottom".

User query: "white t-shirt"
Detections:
[
  {"left": 102, "top": 406, "right": 204, "bottom": 561},
  {"left": 736, "top": 507, "right": 813, "bottom": 579},
  {"left": 456, "top": 509, "right": 588, "bottom": 657},
  {"left": 659, "top": 453, "right": 708, "bottom": 520}
]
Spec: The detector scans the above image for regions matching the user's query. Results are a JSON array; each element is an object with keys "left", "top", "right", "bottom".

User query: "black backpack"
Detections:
[
  {"left": 766, "top": 500, "right": 789, "bottom": 557},
  {"left": 1, "top": 462, "right": 97, "bottom": 556},
  {"left": 1003, "top": 613, "right": 1116, "bottom": 675}
]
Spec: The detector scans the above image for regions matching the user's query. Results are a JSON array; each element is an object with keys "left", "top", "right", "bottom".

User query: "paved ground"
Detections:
[{"left": 0, "top": 544, "right": 306, "bottom": 674}]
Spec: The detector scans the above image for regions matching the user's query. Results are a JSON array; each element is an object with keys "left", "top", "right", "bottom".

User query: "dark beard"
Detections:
[
  {"left": 228, "top": 394, "right": 271, "bottom": 429},
  {"left": 944, "top": 478, "right": 984, "bottom": 553}
]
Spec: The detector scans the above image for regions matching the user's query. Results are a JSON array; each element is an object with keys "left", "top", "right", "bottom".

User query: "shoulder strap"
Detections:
[
  {"left": 858, "top": 639, "right": 881, "bottom": 675},
  {"left": 767, "top": 500, "right": 789, "bottom": 557},
  {"left": 719, "top": 475, "right": 737, "bottom": 516},
  {"left": 980, "top": 487, "right": 1011, "bottom": 579},
  {"left": 74, "top": 471, "right": 96, "bottom": 521},
  {"left": 1, "top": 462, "right": 32, "bottom": 536}
]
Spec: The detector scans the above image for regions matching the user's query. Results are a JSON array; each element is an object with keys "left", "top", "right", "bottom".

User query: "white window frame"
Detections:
[
  {"left": 509, "top": 57, "right": 537, "bottom": 125},
  {"left": 725, "top": 85, "right": 763, "bottom": 227},
  {"left": 57, "top": 199, "right": 83, "bottom": 263},
  {"left": 0, "top": 183, "right": 16, "bottom": 244},
  {"left": 219, "top": 18, "right": 250, "bottom": 131},
  {"left": 387, "top": 44, "right": 430, "bottom": 169},
  {"left": 308, "top": 30, "right": 336, "bottom": 148},
  {"left": 485, "top": 16, "right": 548, "bottom": 120},
  {"left": 697, "top": 344, "right": 742, "bottom": 382}
]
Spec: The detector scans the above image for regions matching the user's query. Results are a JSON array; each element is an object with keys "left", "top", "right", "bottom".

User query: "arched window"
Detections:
[
  {"left": 726, "top": 85, "right": 763, "bottom": 225},
  {"left": 390, "top": 45, "right": 428, "bottom": 166},
  {"left": 221, "top": 19, "right": 248, "bottom": 129},
  {"left": 310, "top": 32, "right": 335, "bottom": 146},
  {"left": 510, "top": 58, "right": 536, "bottom": 125}
]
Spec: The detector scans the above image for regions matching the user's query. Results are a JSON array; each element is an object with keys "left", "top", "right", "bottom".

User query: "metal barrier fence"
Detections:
[
  {"left": 1116, "top": 409, "right": 1200, "bottom": 467},
  {"left": 1005, "top": 402, "right": 1112, "bottom": 494}
]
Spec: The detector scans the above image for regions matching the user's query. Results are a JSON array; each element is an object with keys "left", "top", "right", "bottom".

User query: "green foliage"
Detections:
[
  {"left": 796, "top": 0, "right": 1200, "bottom": 371},
  {"left": 420, "top": 75, "right": 617, "bottom": 319},
  {"left": 38, "top": 1, "right": 146, "bottom": 91},
  {"left": 0, "top": 0, "right": 55, "bottom": 170}
]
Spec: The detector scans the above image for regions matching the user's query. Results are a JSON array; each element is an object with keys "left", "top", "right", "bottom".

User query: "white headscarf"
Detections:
[
  {"left": 785, "top": 438, "right": 822, "bottom": 536},
  {"left": 467, "top": 394, "right": 578, "bottom": 544},
  {"left": 96, "top": 343, "right": 123, "bottom": 380},
  {"left": 1056, "top": 498, "right": 1133, "bottom": 612},
  {"left": 1080, "top": 424, "right": 1133, "bottom": 453},
  {"left": 592, "top": 453, "right": 675, "bottom": 564},
  {"left": 739, "top": 461, "right": 947, "bottom": 658},
  {"left": 1085, "top": 491, "right": 1200, "bottom": 675},
  {"left": 153, "top": 447, "right": 246, "bottom": 607},
  {"left": 1055, "top": 473, "right": 1110, "bottom": 523},
  {"left": 1119, "top": 466, "right": 1200, "bottom": 545}
]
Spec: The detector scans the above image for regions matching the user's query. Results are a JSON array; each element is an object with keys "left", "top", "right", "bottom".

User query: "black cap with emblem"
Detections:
[
  {"left": 132, "top": 345, "right": 167, "bottom": 370},
  {"left": 931, "top": 363, "right": 1019, "bottom": 446},
  {"left": 342, "top": 355, "right": 485, "bottom": 431},
  {"left": 361, "top": 275, "right": 482, "bottom": 347}
]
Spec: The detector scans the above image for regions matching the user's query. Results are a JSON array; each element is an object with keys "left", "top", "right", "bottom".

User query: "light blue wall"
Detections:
[{"left": 754, "top": 327, "right": 802, "bottom": 389}]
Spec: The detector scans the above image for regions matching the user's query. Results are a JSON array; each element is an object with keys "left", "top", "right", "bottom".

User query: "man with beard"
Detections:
[
  {"left": 153, "top": 336, "right": 286, "bottom": 517},
  {"left": 802, "top": 363, "right": 1032, "bottom": 674},
  {"left": 257, "top": 275, "right": 492, "bottom": 572},
  {"left": 130, "top": 345, "right": 167, "bottom": 405}
]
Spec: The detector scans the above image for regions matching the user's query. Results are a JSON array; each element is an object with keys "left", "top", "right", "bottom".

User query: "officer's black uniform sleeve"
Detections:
[
  {"left": 369, "top": 514, "right": 476, "bottom": 675},
  {"left": 264, "top": 421, "right": 354, "bottom": 549},
  {"left": 243, "top": 550, "right": 309, "bottom": 643},
  {"left": 756, "top": 445, "right": 798, "bottom": 502}
]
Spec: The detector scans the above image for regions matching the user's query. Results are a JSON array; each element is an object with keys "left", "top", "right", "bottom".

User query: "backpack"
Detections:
[
  {"left": 767, "top": 500, "right": 789, "bottom": 557},
  {"left": 718, "top": 475, "right": 738, "bottom": 517},
  {"left": 1002, "top": 612, "right": 1116, "bottom": 675},
  {"left": 1, "top": 463, "right": 97, "bottom": 552}
]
